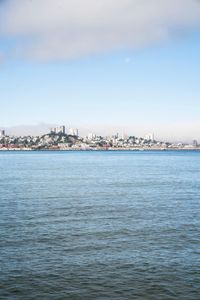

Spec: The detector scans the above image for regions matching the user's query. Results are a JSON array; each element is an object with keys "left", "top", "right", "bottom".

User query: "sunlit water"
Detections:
[{"left": 0, "top": 151, "right": 200, "bottom": 299}]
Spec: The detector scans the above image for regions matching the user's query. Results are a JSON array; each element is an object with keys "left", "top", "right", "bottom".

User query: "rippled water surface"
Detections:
[{"left": 0, "top": 151, "right": 200, "bottom": 299}]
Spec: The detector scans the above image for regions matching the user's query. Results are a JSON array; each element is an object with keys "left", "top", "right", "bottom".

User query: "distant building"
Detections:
[
  {"left": 144, "top": 133, "right": 154, "bottom": 141},
  {"left": 193, "top": 140, "right": 198, "bottom": 147},
  {"left": 59, "top": 126, "right": 66, "bottom": 134},
  {"left": 121, "top": 133, "right": 128, "bottom": 140},
  {"left": 69, "top": 128, "right": 78, "bottom": 136},
  {"left": 51, "top": 126, "right": 65, "bottom": 134},
  {"left": 0, "top": 130, "right": 5, "bottom": 137},
  {"left": 88, "top": 133, "right": 96, "bottom": 140}
]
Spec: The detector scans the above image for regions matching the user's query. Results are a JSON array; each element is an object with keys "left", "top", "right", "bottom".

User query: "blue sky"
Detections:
[{"left": 0, "top": 0, "right": 200, "bottom": 141}]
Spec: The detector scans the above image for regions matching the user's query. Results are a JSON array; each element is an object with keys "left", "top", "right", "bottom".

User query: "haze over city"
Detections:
[{"left": 0, "top": 0, "right": 200, "bottom": 142}]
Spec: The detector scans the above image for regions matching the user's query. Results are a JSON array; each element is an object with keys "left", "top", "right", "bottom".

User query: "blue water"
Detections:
[{"left": 0, "top": 151, "right": 200, "bottom": 299}]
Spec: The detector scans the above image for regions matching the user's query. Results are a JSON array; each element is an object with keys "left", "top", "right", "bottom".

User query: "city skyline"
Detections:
[
  {"left": 1, "top": 123, "right": 199, "bottom": 151},
  {"left": 0, "top": 122, "right": 199, "bottom": 144},
  {"left": 1, "top": 1, "right": 200, "bottom": 141}
]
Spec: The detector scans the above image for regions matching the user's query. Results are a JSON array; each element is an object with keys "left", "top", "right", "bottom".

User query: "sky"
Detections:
[{"left": 0, "top": 0, "right": 200, "bottom": 142}]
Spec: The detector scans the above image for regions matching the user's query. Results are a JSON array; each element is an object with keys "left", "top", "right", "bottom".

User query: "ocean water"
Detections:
[{"left": 0, "top": 150, "right": 200, "bottom": 300}]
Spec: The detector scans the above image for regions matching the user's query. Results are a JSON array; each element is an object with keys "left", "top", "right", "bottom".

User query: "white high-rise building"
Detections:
[
  {"left": 51, "top": 126, "right": 66, "bottom": 134},
  {"left": 88, "top": 133, "right": 96, "bottom": 140},
  {"left": 59, "top": 126, "right": 65, "bottom": 134},
  {"left": 193, "top": 139, "right": 198, "bottom": 147},
  {"left": 69, "top": 128, "right": 78, "bottom": 136},
  {"left": 122, "top": 133, "right": 128, "bottom": 140},
  {"left": 0, "top": 130, "right": 5, "bottom": 137},
  {"left": 144, "top": 133, "right": 154, "bottom": 141}
]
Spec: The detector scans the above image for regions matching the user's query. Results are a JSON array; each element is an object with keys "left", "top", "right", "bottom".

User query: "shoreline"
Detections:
[{"left": 0, "top": 148, "right": 200, "bottom": 152}]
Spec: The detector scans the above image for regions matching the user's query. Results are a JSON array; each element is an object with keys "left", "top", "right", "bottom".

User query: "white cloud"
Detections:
[{"left": 0, "top": 0, "right": 200, "bottom": 61}]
